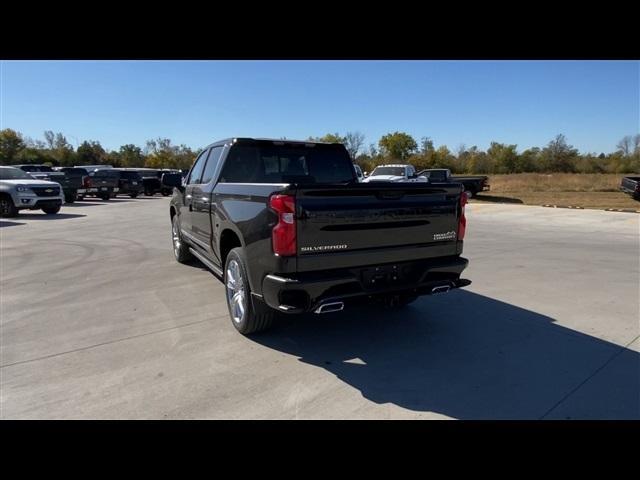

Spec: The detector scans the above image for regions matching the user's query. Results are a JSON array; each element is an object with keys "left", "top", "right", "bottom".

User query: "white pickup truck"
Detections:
[{"left": 362, "top": 164, "right": 427, "bottom": 183}]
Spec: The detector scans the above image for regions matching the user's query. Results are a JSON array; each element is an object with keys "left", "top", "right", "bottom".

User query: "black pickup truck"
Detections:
[
  {"left": 86, "top": 169, "right": 120, "bottom": 200},
  {"left": 620, "top": 176, "right": 640, "bottom": 200},
  {"left": 418, "top": 169, "right": 490, "bottom": 196},
  {"left": 163, "top": 138, "right": 471, "bottom": 335}
]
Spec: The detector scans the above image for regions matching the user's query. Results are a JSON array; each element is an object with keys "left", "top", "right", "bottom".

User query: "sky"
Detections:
[{"left": 1, "top": 60, "right": 638, "bottom": 154}]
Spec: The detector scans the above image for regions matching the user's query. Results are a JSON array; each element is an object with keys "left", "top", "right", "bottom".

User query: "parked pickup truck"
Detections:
[
  {"left": 112, "top": 169, "right": 143, "bottom": 198},
  {"left": 362, "top": 164, "right": 427, "bottom": 183},
  {"left": 53, "top": 167, "right": 89, "bottom": 202},
  {"left": 86, "top": 169, "right": 120, "bottom": 200},
  {"left": 619, "top": 176, "right": 640, "bottom": 200},
  {"left": 163, "top": 138, "right": 471, "bottom": 335},
  {"left": 1, "top": 166, "right": 65, "bottom": 216},
  {"left": 418, "top": 169, "right": 490, "bottom": 196},
  {"left": 15, "top": 164, "right": 84, "bottom": 203}
]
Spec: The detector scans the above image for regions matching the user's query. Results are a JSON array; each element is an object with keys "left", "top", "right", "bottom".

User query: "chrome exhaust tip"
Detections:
[
  {"left": 431, "top": 285, "right": 451, "bottom": 294},
  {"left": 314, "top": 302, "right": 345, "bottom": 314}
]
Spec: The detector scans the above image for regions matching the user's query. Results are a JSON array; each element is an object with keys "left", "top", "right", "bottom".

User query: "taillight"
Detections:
[
  {"left": 269, "top": 194, "right": 296, "bottom": 256},
  {"left": 83, "top": 176, "right": 91, "bottom": 188},
  {"left": 458, "top": 192, "right": 467, "bottom": 241}
]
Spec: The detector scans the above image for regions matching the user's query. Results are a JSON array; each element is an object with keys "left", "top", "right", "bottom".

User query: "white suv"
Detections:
[{"left": 0, "top": 166, "right": 65, "bottom": 217}]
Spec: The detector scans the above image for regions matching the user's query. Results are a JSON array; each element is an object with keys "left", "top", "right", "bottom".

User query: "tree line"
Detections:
[{"left": 1, "top": 128, "right": 639, "bottom": 175}]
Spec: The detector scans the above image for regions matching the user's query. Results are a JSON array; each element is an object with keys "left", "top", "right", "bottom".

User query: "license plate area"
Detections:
[{"left": 360, "top": 264, "right": 416, "bottom": 290}]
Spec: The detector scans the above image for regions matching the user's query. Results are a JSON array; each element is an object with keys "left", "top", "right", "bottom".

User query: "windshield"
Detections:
[
  {"left": 20, "top": 165, "right": 53, "bottom": 172},
  {"left": 424, "top": 170, "right": 448, "bottom": 181},
  {"left": 371, "top": 167, "right": 405, "bottom": 176},
  {"left": 219, "top": 143, "right": 355, "bottom": 184},
  {"left": 0, "top": 167, "right": 34, "bottom": 180}
]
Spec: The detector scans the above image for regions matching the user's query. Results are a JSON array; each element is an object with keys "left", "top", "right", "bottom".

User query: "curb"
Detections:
[{"left": 542, "top": 204, "right": 640, "bottom": 213}]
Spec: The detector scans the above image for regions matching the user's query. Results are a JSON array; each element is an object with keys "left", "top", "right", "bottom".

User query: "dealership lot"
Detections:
[{"left": 1, "top": 198, "right": 638, "bottom": 419}]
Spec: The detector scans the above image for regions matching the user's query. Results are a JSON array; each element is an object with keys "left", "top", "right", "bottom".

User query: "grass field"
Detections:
[{"left": 471, "top": 174, "right": 640, "bottom": 210}]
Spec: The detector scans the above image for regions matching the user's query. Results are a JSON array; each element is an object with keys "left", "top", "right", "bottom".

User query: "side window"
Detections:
[
  {"left": 187, "top": 150, "right": 209, "bottom": 185},
  {"left": 200, "top": 146, "right": 223, "bottom": 184}
]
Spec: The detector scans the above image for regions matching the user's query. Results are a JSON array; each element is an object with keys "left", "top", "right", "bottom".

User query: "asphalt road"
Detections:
[{"left": 1, "top": 197, "right": 638, "bottom": 419}]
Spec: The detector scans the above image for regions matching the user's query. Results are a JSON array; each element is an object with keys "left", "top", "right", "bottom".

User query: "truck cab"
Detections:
[{"left": 362, "top": 164, "right": 426, "bottom": 183}]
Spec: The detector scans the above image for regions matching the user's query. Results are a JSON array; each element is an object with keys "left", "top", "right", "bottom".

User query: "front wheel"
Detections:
[
  {"left": 225, "top": 248, "right": 275, "bottom": 335},
  {"left": 0, "top": 196, "right": 19, "bottom": 217},
  {"left": 42, "top": 205, "right": 61, "bottom": 215}
]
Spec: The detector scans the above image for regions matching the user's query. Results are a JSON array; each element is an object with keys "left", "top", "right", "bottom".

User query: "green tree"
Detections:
[
  {"left": 76, "top": 140, "right": 107, "bottom": 165},
  {"left": 42, "top": 130, "right": 75, "bottom": 165},
  {"left": 117, "top": 144, "right": 145, "bottom": 167},
  {"left": 343, "top": 131, "right": 365, "bottom": 159},
  {"left": 0, "top": 129, "right": 26, "bottom": 164},
  {"left": 487, "top": 142, "right": 519, "bottom": 173},
  {"left": 378, "top": 131, "right": 417, "bottom": 161},
  {"left": 540, "top": 134, "right": 578, "bottom": 172}
]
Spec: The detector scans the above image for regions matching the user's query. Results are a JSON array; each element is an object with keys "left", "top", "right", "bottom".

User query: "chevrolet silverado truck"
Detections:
[
  {"left": 86, "top": 169, "right": 120, "bottom": 200},
  {"left": 418, "top": 169, "right": 490, "bottom": 197},
  {"left": 362, "top": 164, "right": 427, "bottom": 183},
  {"left": 0, "top": 166, "right": 65, "bottom": 216},
  {"left": 163, "top": 138, "right": 471, "bottom": 335},
  {"left": 620, "top": 176, "right": 640, "bottom": 200},
  {"left": 53, "top": 167, "right": 88, "bottom": 202}
]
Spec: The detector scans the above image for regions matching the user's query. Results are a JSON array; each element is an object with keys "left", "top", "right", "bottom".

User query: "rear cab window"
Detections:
[{"left": 218, "top": 141, "right": 355, "bottom": 184}]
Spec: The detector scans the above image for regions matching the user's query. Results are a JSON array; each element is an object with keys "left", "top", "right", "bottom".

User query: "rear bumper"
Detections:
[{"left": 261, "top": 255, "right": 470, "bottom": 314}]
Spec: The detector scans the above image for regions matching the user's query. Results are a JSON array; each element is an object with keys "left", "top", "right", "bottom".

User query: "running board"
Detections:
[{"left": 188, "top": 247, "right": 223, "bottom": 277}]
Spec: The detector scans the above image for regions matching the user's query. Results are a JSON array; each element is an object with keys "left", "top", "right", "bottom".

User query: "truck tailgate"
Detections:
[{"left": 295, "top": 183, "right": 463, "bottom": 272}]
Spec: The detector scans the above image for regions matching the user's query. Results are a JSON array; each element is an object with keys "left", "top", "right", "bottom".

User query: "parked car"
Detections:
[
  {"left": 53, "top": 167, "right": 89, "bottom": 202},
  {"left": 362, "top": 164, "right": 427, "bottom": 183},
  {"left": 164, "top": 138, "right": 471, "bottom": 335},
  {"left": 112, "top": 169, "right": 143, "bottom": 198},
  {"left": 86, "top": 169, "right": 120, "bottom": 200},
  {"left": 0, "top": 166, "right": 65, "bottom": 216},
  {"left": 418, "top": 169, "right": 490, "bottom": 197},
  {"left": 620, "top": 176, "right": 640, "bottom": 200}
]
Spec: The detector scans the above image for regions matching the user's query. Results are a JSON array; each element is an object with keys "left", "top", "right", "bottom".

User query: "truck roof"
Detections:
[{"left": 203, "top": 137, "right": 343, "bottom": 149}]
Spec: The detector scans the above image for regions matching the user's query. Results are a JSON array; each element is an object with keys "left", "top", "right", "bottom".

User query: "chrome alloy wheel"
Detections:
[
  {"left": 226, "top": 259, "right": 246, "bottom": 324},
  {"left": 172, "top": 218, "right": 181, "bottom": 258}
]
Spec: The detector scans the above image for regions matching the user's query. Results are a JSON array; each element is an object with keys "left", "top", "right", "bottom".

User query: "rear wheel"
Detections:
[
  {"left": 225, "top": 248, "right": 275, "bottom": 335},
  {"left": 42, "top": 205, "right": 61, "bottom": 215},
  {"left": 171, "top": 215, "right": 192, "bottom": 263},
  {"left": 0, "top": 195, "right": 19, "bottom": 217},
  {"left": 144, "top": 189, "right": 153, "bottom": 196},
  {"left": 129, "top": 193, "right": 138, "bottom": 199},
  {"left": 100, "top": 193, "right": 110, "bottom": 201}
]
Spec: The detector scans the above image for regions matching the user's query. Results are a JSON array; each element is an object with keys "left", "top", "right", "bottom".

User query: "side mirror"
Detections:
[{"left": 162, "top": 173, "right": 184, "bottom": 191}]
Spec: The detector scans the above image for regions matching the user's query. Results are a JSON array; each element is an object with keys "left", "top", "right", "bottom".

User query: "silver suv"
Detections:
[{"left": 0, "top": 166, "right": 65, "bottom": 217}]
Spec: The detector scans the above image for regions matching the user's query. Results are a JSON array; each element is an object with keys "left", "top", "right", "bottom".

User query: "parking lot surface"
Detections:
[{"left": 1, "top": 198, "right": 638, "bottom": 419}]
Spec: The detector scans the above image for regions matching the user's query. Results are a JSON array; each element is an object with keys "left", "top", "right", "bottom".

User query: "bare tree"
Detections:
[
  {"left": 617, "top": 135, "right": 633, "bottom": 156},
  {"left": 343, "top": 131, "right": 365, "bottom": 159}
]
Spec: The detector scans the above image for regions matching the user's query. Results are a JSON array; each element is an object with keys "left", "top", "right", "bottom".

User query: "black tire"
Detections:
[
  {"left": 0, "top": 195, "right": 19, "bottom": 218},
  {"left": 144, "top": 189, "right": 153, "bottom": 196},
  {"left": 100, "top": 194, "right": 110, "bottom": 201},
  {"left": 129, "top": 193, "right": 138, "bottom": 199},
  {"left": 42, "top": 205, "right": 61, "bottom": 215},
  {"left": 171, "top": 215, "right": 192, "bottom": 264},
  {"left": 224, "top": 247, "right": 275, "bottom": 335},
  {"left": 77, "top": 195, "right": 84, "bottom": 201},
  {"left": 65, "top": 194, "right": 76, "bottom": 203}
]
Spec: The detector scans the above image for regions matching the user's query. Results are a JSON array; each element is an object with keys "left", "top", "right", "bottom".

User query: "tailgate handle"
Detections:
[{"left": 377, "top": 191, "right": 405, "bottom": 200}]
